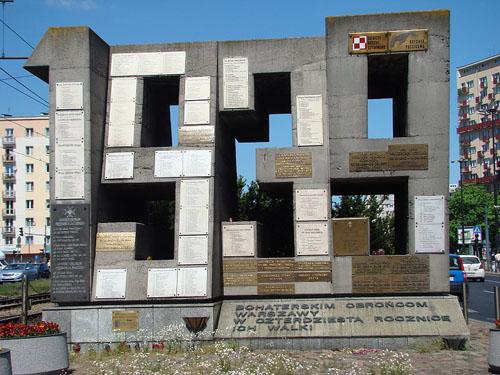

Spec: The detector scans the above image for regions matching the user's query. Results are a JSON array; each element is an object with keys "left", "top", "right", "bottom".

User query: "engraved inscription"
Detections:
[
  {"left": 275, "top": 153, "right": 312, "bottom": 178},
  {"left": 112, "top": 311, "right": 139, "bottom": 332},
  {"left": 258, "top": 284, "right": 295, "bottom": 295},
  {"left": 294, "top": 272, "right": 332, "bottom": 282},
  {"left": 178, "top": 126, "right": 215, "bottom": 144},
  {"left": 388, "top": 144, "right": 428, "bottom": 170},
  {"left": 295, "top": 261, "right": 332, "bottom": 271},
  {"left": 352, "top": 275, "right": 391, "bottom": 293},
  {"left": 223, "top": 273, "right": 257, "bottom": 286},
  {"left": 96, "top": 232, "right": 136, "bottom": 252},
  {"left": 257, "top": 272, "right": 294, "bottom": 283},
  {"left": 349, "top": 152, "right": 388, "bottom": 172},
  {"left": 223, "top": 259, "right": 258, "bottom": 273},
  {"left": 389, "top": 30, "right": 428, "bottom": 52},
  {"left": 258, "top": 258, "right": 296, "bottom": 272},
  {"left": 333, "top": 218, "right": 369, "bottom": 256}
]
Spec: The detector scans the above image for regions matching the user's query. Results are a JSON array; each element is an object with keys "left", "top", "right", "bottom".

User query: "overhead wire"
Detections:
[
  {"left": 0, "top": 118, "right": 49, "bottom": 139},
  {"left": 0, "top": 66, "right": 48, "bottom": 105},
  {"left": 0, "top": 18, "right": 34, "bottom": 50},
  {"left": 0, "top": 77, "right": 48, "bottom": 107}
]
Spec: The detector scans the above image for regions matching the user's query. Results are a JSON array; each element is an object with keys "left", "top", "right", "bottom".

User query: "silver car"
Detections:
[{"left": 0, "top": 263, "right": 38, "bottom": 282}]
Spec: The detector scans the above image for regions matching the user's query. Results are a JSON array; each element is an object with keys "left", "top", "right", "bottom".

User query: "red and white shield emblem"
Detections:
[{"left": 352, "top": 36, "right": 367, "bottom": 51}]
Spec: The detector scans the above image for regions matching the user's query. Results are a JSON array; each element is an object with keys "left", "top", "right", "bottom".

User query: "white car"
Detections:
[{"left": 460, "top": 255, "right": 485, "bottom": 282}]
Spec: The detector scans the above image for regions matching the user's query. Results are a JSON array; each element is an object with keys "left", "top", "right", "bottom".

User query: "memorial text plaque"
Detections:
[
  {"left": 178, "top": 235, "right": 208, "bottom": 265},
  {"left": 147, "top": 268, "right": 177, "bottom": 297},
  {"left": 223, "top": 259, "right": 258, "bottom": 273},
  {"left": 257, "top": 272, "right": 294, "bottom": 283},
  {"left": 112, "top": 311, "right": 139, "bottom": 332},
  {"left": 183, "top": 150, "right": 212, "bottom": 177},
  {"left": 96, "top": 232, "right": 136, "bottom": 252},
  {"left": 223, "top": 273, "right": 258, "bottom": 287},
  {"left": 185, "top": 76, "right": 211, "bottom": 101},
  {"left": 223, "top": 224, "right": 255, "bottom": 257},
  {"left": 297, "top": 94, "right": 323, "bottom": 146},
  {"left": 104, "top": 152, "right": 134, "bottom": 179},
  {"left": 95, "top": 269, "right": 127, "bottom": 299},
  {"left": 275, "top": 153, "right": 312, "bottom": 178},
  {"left": 296, "top": 222, "right": 329, "bottom": 255},
  {"left": 154, "top": 150, "right": 183, "bottom": 178},
  {"left": 295, "top": 189, "right": 328, "bottom": 221},
  {"left": 349, "top": 152, "right": 388, "bottom": 172},
  {"left": 258, "top": 284, "right": 295, "bottom": 295},
  {"left": 223, "top": 57, "right": 249, "bottom": 108},
  {"left": 180, "top": 179, "right": 209, "bottom": 207},
  {"left": 415, "top": 196, "right": 445, "bottom": 253},
  {"left": 333, "top": 217, "right": 369, "bottom": 256},
  {"left": 56, "top": 81, "right": 83, "bottom": 110},
  {"left": 177, "top": 267, "right": 207, "bottom": 297},
  {"left": 388, "top": 144, "right": 428, "bottom": 170},
  {"left": 178, "top": 126, "right": 215, "bottom": 144},
  {"left": 258, "top": 258, "right": 296, "bottom": 272},
  {"left": 184, "top": 100, "right": 210, "bottom": 125}
]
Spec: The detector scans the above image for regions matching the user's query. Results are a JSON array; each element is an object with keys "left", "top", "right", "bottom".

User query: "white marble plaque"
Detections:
[
  {"left": 183, "top": 150, "right": 212, "bottom": 176},
  {"left": 179, "top": 206, "right": 209, "bottom": 235},
  {"left": 109, "top": 101, "right": 136, "bottom": 126},
  {"left": 147, "top": 268, "right": 177, "bottom": 297},
  {"left": 178, "top": 235, "right": 209, "bottom": 265},
  {"left": 180, "top": 179, "right": 209, "bottom": 207},
  {"left": 137, "top": 52, "right": 161, "bottom": 76},
  {"left": 177, "top": 267, "right": 207, "bottom": 297},
  {"left": 56, "top": 82, "right": 83, "bottom": 110},
  {"left": 55, "top": 170, "right": 84, "bottom": 200},
  {"left": 55, "top": 110, "right": 84, "bottom": 141},
  {"left": 296, "top": 222, "right": 329, "bottom": 255},
  {"left": 185, "top": 76, "right": 211, "bottom": 100},
  {"left": 110, "top": 77, "right": 137, "bottom": 102},
  {"left": 297, "top": 95, "right": 323, "bottom": 146},
  {"left": 184, "top": 100, "right": 210, "bottom": 125},
  {"left": 223, "top": 57, "right": 248, "bottom": 108},
  {"left": 415, "top": 196, "right": 445, "bottom": 253},
  {"left": 159, "top": 51, "right": 186, "bottom": 75},
  {"left": 111, "top": 53, "right": 139, "bottom": 76},
  {"left": 154, "top": 150, "right": 183, "bottom": 177},
  {"left": 222, "top": 224, "right": 255, "bottom": 257},
  {"left": 107, "top": 124, "right": 135, "bottom": 148},
  {"left": 95, "top": 269, "right": 127, "bottom": 299},
  {"left": 55, "top": 141, "right": 84, "bottom": 171},
  {"left": 104, "top": 152, "right": 134, "bottom": 179},
  {"left": 295, "top": 189, "right": 329, "bottom": 221}
]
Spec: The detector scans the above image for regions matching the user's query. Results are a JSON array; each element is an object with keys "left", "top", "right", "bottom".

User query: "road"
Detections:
[{"left": 467, "top": 272, "right": 500, "bottom": 323}]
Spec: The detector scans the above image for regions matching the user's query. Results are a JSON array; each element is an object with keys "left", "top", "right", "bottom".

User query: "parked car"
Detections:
[
  {"left": 449, "top": 254, "right": 468, "bottom": 302},
  {"left": 460, "top": 255, "right": 485, "bottom": 282},
  {"left": 32, "top": 263, "right": 50, "bottom": 279},
  {"left": 0, "top": 263, "right": 38, "bottom": 282}
]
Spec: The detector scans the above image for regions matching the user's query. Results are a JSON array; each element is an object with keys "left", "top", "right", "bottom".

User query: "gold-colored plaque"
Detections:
[
  {"left": 352, "top": 257, "right": 392, "bottom": 275},
  {"left": 349, "top": 151, "right": 388, "bottom": 172},
  {"left": 352, "top": 275, "right": 391, "bottom": 293},
  {"left": 349, "top": 32, "right": 388, "bottom": 54},
  {"left": 390, "top": 274, "right": 429, "bottom": 292},
  {"left": 294, "top": 272, "right": 332, "bottom": 282},
  {"left": 223, "top": 259, "right": 258, "bottom": 273},
  {"left": 391, "top": 255, "right": 430, "bottom": 274},
  {"left": 295, "top": 261, "right": 332, "bottom": 271},
  {"left": 257, "top": 258, "right": 296, "bottom": 272},
  {"left": 257, "top": 284, "right": 295, "bottom": 295},
  {"left": 275, "top": 153, "right": 312, "bottom": 178},
  {"left": 389, "top": 30, "right": 428, "bottom": 52},
  {"left": 112, "top": 311, "right": 139, "bottom": 332},
  {"left": 257, "top": 272, "right": 294, "bottom": 283},
  {"left": 96, "top": 232, "right": 136, "bottom": 252},
  {"left": 178, "top": 125, "right": 215, "bottom": 144},
  {"left": 332, "top": 218, "right": 370, "bottom": 256},
  {"left": 223, "top": 272, "right": 257, "bottom": 286},
  {"left": 388, "top": 144, "right": 428, "bottom": 170}
]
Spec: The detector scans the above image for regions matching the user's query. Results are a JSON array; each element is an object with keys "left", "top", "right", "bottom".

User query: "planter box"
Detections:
[
  {"left": 0, "top": 332, "right": 68, "bottom": 375},
  {"left": 490, "top": 328, "right": 500, "bottom": 374},
  {"left": 0, "top": 348, "right": 12, "bottom": 375}
]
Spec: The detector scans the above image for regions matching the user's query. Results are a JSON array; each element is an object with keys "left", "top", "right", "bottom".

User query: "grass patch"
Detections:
[{"left": 0, "top": 278, "right": 51, "bottom": 298}]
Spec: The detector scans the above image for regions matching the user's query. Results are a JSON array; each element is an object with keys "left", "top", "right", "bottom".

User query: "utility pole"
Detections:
[{"left": 452, "top": 158, "right": 468, "bottom": 253}]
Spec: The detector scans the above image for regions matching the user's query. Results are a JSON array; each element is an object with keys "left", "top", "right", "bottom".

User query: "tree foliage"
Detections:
[
  {"left": 448, "top": 183, "right": 494, "bottom": 252},
  {"left": 332, "top": 194, "right": 395, "bottom": 254}
]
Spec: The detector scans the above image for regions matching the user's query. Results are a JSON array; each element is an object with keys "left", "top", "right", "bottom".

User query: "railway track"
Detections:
[{"left": 0, "top": 293, "right": 51, "bottom": 311}]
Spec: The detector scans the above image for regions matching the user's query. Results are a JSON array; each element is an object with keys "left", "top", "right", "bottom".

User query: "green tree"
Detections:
[
  {"left": 332, "top": 195, "right": 395, "bottom": 254},
  {"left": 449, "top": 183, "right": 494, "bottom": 252}
]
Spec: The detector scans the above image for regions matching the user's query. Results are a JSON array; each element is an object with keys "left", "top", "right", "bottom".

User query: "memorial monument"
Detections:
[{"left": 24, "top": 9, "right": 469, "bottom": 349}]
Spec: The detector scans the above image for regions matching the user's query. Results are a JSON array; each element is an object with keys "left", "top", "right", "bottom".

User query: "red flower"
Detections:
[{"left": 0, "top": 321, "right": 60, "bottom": 338}]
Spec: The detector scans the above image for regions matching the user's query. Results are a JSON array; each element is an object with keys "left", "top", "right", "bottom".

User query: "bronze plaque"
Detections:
[
  {"left": 333, "top": 218, "right": 370, "bottom": 256},
  {"left": 388, "top": 144, "right": 428, "bottom": 170},
  {"left": 257, "top": 272, "right": 294, "bottom": 283},
  {"left": 391, "top": 255, "right": 430, "bottom": 274},
  {"left": 112, "top": 310, "right": 139, "bottom": 332},
  {"left": 178, "top": 125, "right": 215, "bottom": 144},
  {"left": 294, "top": 272, "right": 332, "bottom": 282},
  {"left": 223, "top": 272, "right": 257, "bottom": 286},
  {"left": 96, "top": 232, "right": 135, "bottom": 251},
  {"left": 390, "top": 274, "right": 429, "bottom": 292},
  {"left": 352, "top": 257, "right": 392, "bottom": 275},
  {"left": 352, "top": 275, "right": 390, "bottom": 293},
  {"left": 349, "top": 151, "right": 388, "bottom": 172},
  {"left": 275, "top": 153, "right": 312, "bottom": 178},
  {"left": 389, "top": 30, "right": 428, "bottom": 52},
  {"left": 295, "top": 261, "right": 332, "bottom": 271},
  {"left": 258, "top": 258, "right": 296, "bottom": 271},
  {"left": 223, "top": 259, "right": 258, "bottom": 273},
  {"left": 349, "top": 32, "right": 388, "bottom": 54},
  {"left": 257, "top": 284, "right": 295, "bottom": 295}
]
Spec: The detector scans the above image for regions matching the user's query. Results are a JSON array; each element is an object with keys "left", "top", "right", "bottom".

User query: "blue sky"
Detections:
[{"left": 0, "top": 0, "right": 499, "bottom": 185}]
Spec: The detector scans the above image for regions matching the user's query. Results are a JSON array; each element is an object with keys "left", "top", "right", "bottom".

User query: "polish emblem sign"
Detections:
[
  {"left": 349, "top": 32, "right": 388, "bottom": 54},
  {"left": 351, "top": 36, "right": 367, "bottom": 51}
]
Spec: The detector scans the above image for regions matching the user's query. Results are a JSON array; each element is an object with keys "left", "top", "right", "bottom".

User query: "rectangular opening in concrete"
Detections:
[
  {"left": 368, "top": 98, "right": 393, "bottom": 138},
  {"left": 331, "top": 178, "right": 407, "bottom": 255},
  {"left": 98, "top": 183, "right": 175, "bottom": 260},
  {"left": 141, "top": 76, "right": 180, "bottom": 147},
  {"left": 368, "top": 54, "right": 408, "bottom": 138}
]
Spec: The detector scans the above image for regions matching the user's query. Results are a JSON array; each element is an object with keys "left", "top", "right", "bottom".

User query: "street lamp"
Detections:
[
  {"left": 479, "top": 107, "right": 498, "bottom": 263},
  {"left": 452, "top": 158, "right": 468, "bottom": 253}
]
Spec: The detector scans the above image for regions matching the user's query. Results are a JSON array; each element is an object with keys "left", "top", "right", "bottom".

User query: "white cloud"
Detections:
[{"left": 45, "top": 0, "right": 97, "bottom": 10}]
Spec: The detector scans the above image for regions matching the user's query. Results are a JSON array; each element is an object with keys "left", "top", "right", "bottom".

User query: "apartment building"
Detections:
[
  {"left": 457, "top": 54, "right": 500, "bottom": 190},
  {"left": 0, "top": 115, "right": 50, "bottom": 262}
]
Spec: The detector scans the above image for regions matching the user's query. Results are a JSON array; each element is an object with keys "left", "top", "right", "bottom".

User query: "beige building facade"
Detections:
[
  {"left": 457, "top": 54, "right": 500, "bottom": 189},
  {"left": 0, "top": 115, "right": 50, "bottom": 261}
]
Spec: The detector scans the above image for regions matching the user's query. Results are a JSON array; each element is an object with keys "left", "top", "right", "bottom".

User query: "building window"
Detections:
[
  {"left": 25, "top": 236, "right": 33, "bottom": 245},
  {"left": 25, "top": 146, "right": 33, "bottom": 156},
  {"left": 45, "top": 181, "right": 50, "bottom": 191},
  {"left": 5, "top": 237, "right": 13, "bottom": 245},
  {"left": 493, "top": 87, "right": 500, "bottom": 95},
  {"left": 468, "top": 107, "right": 475, "bottom": 115},
  {"left": 480, "top": 76, "right": 488, "bottom": 87},
  {"left": 46, "top": 217, "right": 50, "bottom": 226},
  {"left": 25, "top": 128, "right": 33, "bottom": 137},
  {"left": 45, "top": 146, "right": 50, "bottom": 154},
  {"left": 26, "top": 182, "right": 34, "bottom": 191},
  {"left": 26, "top": 164, "right": 34, "bottom": 173},
  {"left": 481, "top": 90, "right": 488, "bottom": 99},
  {"left": 26, "top": 200, "right": 34, "bottom": 209},
  {"left": 46, "top": 163, "right": 49, "bottom": 173},
  {"left": 25, "top": 218, "right": 35, "bottom": 227},
  {"left": 45, "top": 128, "right": 50, "bottom": 137},
  {"left": 481, "top": 104, "right": 489, "bottom": 111},
  {"left": 46, "top": 199, "right": 50, "bottom": 209},
  {"left": 469, "top": 146, "right": 476, "bottom": 154},
  {"left": 467, "top": 80, "right": 474, "bottom": 89},
  {"left": 483, "top": 144, "right": 489, "bottom": 152},
  {"left": 470, "top": 160, "right": 477, "bottom": 167}
]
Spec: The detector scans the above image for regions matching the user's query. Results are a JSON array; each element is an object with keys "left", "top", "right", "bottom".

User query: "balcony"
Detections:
[
  {"left": 2, "top": 190, "right": 15, "bottom": 200},
  {"left": 464, "top": 166, "right": 470, "bottom": 172},
  {"left": 2, "top": 154, "right": 15, "bottom": 163},
  {"left": 2, "top": 227, "right": 15, "bottom": 237},
  {"left": 2, "top": 209, "right": 15, "bottom": 217},
  {"left": 483, "top": 136, "right": 488, "bottom": 142},
  {"left": 476, "top": 97, "right": 481, "bottom": 104},
  {"left": 459, "top": 100, "right": 468, "bottom": 107},
  {"left": 477, "top": 151, "right": 483, "bottom": 157},
  {"left": 481, "top": 81, "right": 488, "bottom": 89},
  {"left": 458, "top": 87, "right": 469, "bottom": 94},
  {"left": 1, "top": 137, "right": 15, "bottom": 146},
  {"left": 2, "top": 173, "right": 15, "bottom": 181}
]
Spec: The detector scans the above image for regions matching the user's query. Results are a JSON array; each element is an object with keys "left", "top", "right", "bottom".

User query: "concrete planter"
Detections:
[
  {"left": 489, "top": 328, "right": 500, "bottom": 374},
  {"left": 0, "top": 332, "right": 68, "bottom": 375},
  {"left": 0, "top": 348, "right": 12, "bottom": 375}
]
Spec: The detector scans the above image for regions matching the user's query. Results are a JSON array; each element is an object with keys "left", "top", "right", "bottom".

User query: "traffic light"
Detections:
[{"left": 19, "top": 227, "right": 23, "bottom": 236}]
